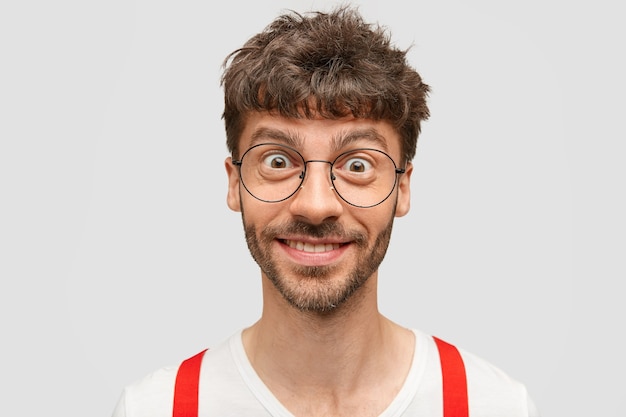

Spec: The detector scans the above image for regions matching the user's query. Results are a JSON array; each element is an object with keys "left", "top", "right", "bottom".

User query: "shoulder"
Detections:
[
  {"left": 414, "top": 330, "right": 540, "bottom": 416},
  {"left": 111, "top": 337, "right": 234, "bottom": 417},
  {"left": 111, "top": 365, "right": 179, "bottom": 417},
  {"left": 459, "top": 348, "right": 539, "bottom": 416}
]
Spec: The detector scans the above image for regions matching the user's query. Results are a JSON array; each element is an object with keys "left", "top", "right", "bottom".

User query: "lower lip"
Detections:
[{"left": 277, "top": 240, "right": 350, "bottom": 266}]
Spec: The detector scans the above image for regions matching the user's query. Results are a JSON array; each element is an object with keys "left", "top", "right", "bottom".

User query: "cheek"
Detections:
[
  {"left": 240, "top": 197, "right": 284, "bottom": 226},
  {"left": 354, "top": 205, "right": 396, "bottom": 236}
]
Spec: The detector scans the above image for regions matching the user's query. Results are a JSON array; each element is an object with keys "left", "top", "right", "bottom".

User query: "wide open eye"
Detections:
[
  {"left": 332, "top": 152, "right": 377, "bottom": 186},
  {"left": 263, "top": 153, "right": 293, "bottom": 169},
  {"left": 343, "top": 157, "right": 372, "bottom": 173}
]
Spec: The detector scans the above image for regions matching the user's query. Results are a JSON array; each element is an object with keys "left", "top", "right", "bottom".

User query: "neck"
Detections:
[{"left": 242, "top": 273, "right": 414, "bottom": 396}]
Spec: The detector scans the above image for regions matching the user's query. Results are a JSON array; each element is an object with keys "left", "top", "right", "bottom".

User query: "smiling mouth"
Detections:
[{"left": 281, "top": 239, "right": 344, "bottom": 253}]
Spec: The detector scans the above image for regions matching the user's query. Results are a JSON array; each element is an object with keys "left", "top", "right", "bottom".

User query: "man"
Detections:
[{"left": 112, "top": 6, "right": 539, "bottom": 416}]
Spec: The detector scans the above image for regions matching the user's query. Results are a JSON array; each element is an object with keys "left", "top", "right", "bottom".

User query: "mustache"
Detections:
[{"left": 261, "top": 220, "right": 367, "bottom": 244}]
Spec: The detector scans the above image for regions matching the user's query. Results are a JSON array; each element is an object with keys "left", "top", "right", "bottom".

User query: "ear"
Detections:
[
  {"left": 395, "top": 162, "right": 412, "bottom": 217},
  {"left": 225, "top": 157, "right": 241, "bottom": 212}
]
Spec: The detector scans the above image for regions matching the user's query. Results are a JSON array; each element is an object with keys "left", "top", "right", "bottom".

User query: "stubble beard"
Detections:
[{"left": 242, "top": 213, "right": 395, "bottom": 314}]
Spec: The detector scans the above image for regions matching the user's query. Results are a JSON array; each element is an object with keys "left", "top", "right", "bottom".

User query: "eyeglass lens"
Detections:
[{"left": 236, "top": 143, "right": 401, "bottom": 208}]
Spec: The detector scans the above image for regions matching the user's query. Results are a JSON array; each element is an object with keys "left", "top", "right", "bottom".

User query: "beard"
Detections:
[{"left": 242, "top": 211, "right": 395, "bottom": 313}]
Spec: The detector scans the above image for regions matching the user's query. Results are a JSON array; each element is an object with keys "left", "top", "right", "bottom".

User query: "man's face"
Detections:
[{"left": 225, "top": 112, "right": 412, "bottom": 313}]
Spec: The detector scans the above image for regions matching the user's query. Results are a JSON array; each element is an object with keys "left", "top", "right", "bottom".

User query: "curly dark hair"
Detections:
[{"left": 221, "top": 5, "right": 430, "bottom": 161}]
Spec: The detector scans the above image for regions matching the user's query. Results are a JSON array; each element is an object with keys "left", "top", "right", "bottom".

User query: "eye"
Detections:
[
  {"left": 263, "top": 153, "right": 293, "bottom": 169},
  {"left": 343, "top": 157, "right": 372, "bottom": 173}
]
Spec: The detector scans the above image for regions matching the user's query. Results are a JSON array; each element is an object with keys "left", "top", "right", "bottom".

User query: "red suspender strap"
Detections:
[
  {"left": 172, "top": 349, "right": 207, "bottom": 417},
  {"left": 433, "top": 336, "right": 469, "bottom": 417}
]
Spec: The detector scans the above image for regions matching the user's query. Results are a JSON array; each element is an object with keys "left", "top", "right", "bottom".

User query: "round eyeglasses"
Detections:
[{"left": 232, "top": 143, "right": 405, "bottom": 208}]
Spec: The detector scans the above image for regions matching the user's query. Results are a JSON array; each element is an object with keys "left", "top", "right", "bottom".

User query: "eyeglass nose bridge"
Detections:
[{"left": 298, "top": 159, "right": 337, "bottom": 182}]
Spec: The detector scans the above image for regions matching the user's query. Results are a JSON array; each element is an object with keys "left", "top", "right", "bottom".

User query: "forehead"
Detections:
[{"left": 239, "top": 112, "right": 402, "bottom": 158}]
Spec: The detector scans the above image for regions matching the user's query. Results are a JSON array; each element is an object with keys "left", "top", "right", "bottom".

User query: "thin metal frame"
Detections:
[{"left": 232, "top": 143, "right": 405, "bottom": 208}]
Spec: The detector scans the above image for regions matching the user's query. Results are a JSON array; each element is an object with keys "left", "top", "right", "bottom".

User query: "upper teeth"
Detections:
[{"left": 286, "top": 240, "right": 341, "bottom": 253}]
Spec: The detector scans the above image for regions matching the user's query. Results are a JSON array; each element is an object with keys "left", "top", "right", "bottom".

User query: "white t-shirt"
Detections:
[{"left": 112, "top": 329, "right": 539, "bottom": 417}]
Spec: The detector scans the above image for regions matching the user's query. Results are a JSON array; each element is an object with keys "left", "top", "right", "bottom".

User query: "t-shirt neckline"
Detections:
[{"left": 229, "top": 328, "right": 429, "bottom": 417}]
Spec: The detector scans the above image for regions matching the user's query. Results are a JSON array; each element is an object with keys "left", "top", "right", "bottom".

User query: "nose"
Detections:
[{"left": 288, "top": 161, "right": 343, "bottom": 224}]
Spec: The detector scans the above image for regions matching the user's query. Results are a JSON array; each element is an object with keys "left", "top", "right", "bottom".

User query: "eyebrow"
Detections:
[
  {"left": 247, "top": 126, "right": 390, "bottom": 153},
  {"left": 330, "top": 128, "right": 390, "bottom": 153},
  {"left": 249, "top": 127, "right": 304, "bottom": 149}
]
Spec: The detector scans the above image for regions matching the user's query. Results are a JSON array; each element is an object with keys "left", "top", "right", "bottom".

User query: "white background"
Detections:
[{"left": 1, "top": 0, "right": 624, "bottom": 416}]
